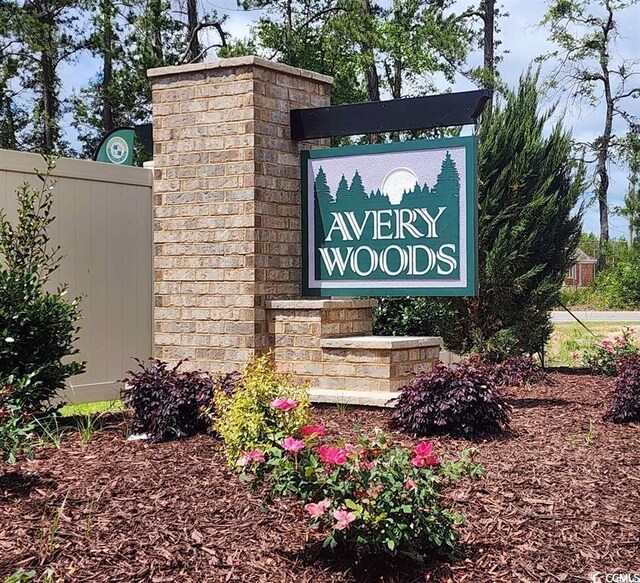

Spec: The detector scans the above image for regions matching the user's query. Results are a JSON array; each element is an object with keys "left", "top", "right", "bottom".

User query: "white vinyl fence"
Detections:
[{"left": 0, "top": 149, "right": 153, "bottom": 404}]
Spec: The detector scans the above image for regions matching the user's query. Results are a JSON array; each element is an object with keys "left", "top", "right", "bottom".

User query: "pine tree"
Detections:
[
  {"left": 349, "top": 170, "right": 367, "bottom": 200},
  {"left": 618, "top": 134, "right": 640, "bottom": 248},
  {"left": 335, "top": 174, "right": 350, "bottom": 207},
  {"left": 432, "top": 152, "right": 460, "bottom": 197},
  {"left": 314, "top": 166, "right": 333, "bottom": 205},
  {"left": 10, "top": 0, "right": 89, "bottom": 154}
]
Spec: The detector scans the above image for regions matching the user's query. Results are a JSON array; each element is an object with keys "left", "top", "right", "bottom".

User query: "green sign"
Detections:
[
  {"left": 95, "top": 127, "right": 135, "bottom": 166},
  {"left": 301, "top": 136, "right": 478, "bottom": 297}
]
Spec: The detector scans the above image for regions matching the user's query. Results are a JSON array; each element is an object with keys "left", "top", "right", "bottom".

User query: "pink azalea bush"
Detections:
[
  {"left": 239, "top": 426, "right": 484, "bottom": 558},
  {"left": 581, "top": 327, "right": 639, "bottom": 376}
]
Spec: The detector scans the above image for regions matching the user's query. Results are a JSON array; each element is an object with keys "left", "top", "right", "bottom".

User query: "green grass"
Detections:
[
  {"left": 59, "top": 400, "right": 126, "bottom": 417},
  {"left": 546, "top": 322, "right": 636, "bottom": 367}
]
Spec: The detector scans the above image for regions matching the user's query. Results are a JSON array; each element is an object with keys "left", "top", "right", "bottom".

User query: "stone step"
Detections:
[{"left": 309, "top": 387, "right": 400, "bottom": 408}]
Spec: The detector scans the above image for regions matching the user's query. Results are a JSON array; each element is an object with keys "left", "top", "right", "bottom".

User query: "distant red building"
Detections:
[{"left": 565, "top": 248, "right": 596, "bottom": 288}]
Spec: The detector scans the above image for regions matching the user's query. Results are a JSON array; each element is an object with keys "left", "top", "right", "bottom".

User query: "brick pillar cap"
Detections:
[{"left": 147, "top": 55, "right": 333, "bottom": 85}]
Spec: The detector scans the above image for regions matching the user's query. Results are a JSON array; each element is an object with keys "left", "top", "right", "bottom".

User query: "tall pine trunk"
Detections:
[{"left": 101, "top": 0, "right": 114, "bottom": 132}]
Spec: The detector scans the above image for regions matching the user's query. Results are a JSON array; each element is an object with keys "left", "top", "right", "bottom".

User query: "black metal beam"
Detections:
[{"left": 290, "top": 89, "right": 491, "bottom": 141}]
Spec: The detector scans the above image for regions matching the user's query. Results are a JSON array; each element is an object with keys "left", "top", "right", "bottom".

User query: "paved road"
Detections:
[{"left": 552, "top": 310, "right": 640, "bottom": 323}]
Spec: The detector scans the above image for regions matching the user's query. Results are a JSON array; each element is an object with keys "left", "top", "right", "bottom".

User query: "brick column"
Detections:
[{"left": 148, "top": 57, "right": 331, "bottom": 372}]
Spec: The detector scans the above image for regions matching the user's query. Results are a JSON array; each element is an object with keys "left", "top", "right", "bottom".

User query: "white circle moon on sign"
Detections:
[
  {"left": 106, "top": 136, "right": 129, "bottom": 164},
  {"left": 380, "top": 167, "right": 419, "bottom": 205}
]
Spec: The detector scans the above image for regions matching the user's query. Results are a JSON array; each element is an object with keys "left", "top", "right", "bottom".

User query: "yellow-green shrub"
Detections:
[{"left": 213, "top": 354, "right": 310, "bottom": 465}]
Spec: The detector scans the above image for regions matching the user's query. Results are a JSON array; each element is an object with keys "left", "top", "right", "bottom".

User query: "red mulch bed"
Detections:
[{"left": 1, "top": 372, "right": 639, "bottom": 582}]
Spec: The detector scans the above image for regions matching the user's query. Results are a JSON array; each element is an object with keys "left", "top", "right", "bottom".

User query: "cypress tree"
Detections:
[
  {"left": 375, "top": 72, "right": 585, "bottom": 360},
  {"left": 445, "top": 71, "right": 584, "bottom": 359}
]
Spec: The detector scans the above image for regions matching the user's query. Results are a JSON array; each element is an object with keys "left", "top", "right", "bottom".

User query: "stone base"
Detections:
[
  {"left": 266, "top": 299, "right": 442, "bottom": 393},
  {"left": 309, "top": 388, "right": 399, "bottom": 408}
]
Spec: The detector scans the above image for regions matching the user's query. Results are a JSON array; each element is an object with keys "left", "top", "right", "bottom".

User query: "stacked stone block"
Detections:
[{"left": 267, "top": 300, "right": 441, "bottom": 392}]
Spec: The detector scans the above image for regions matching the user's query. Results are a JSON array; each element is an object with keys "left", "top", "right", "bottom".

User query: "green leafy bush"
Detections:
[
  {"left": 120, "top": 358, "right": 213, "bottom": 442},
  {"left": 212, "top": 354, "right": 310, "bottom": 466},
  {"left": 581, "top": 328, "right": 639, "bottom": 376},
  {"left": 604, "top": 354, "right": 640, "bottom": 423},
  {"left": 240, "top": 428, "right": 483, "bottom": 559},
  {"left": 392, "top": 362, "right": 511, "bottom": 439},
  {"left": 372, "top": 297, "right": 452, "bottom": 337},
  {"left": 594, "top": 249, "right": 640, "bottom": 309},
  {"left": 0, "top": 156, "right": 84, "bottom": 414},
  {"left": 559, "top": 285, "right": 601, "bottom": 309},
  {"left": 0, "top": 374, "right": 38, "bottom": 463}
]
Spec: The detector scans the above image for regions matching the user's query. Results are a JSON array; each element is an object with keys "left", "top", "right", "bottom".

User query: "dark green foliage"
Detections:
[
  {"left": 380, "top": 73, "right": 584, "bottom": 357},
  {"left": 392, "top": 362, "right": 511, "bottom": 439},
  {"left": 0, "top": 157, "right": 84, "bottom": 414},
  {"left": 593, "top": 249, "right": 640, "bottom": 309},
  {"left": 446, "top": 71, "right": 583, "bottom": 357},
  {"left": 373, "top": 297, "right": 452, "bottom": 337},
  {"left": 604, "top": 354, "right": 640, "bottom": 424},
  {"left": 121, "top": 358, "right": 213, "bottom": 442},
  {"left": 0, "top": 374, "right": 39, "bottom": 463},
  {"left": 432, "top": 152, "right": 459, "bottom": 198}
]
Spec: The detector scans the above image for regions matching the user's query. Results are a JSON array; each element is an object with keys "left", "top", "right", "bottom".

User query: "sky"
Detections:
[{"left": 59, "top": 0, "right": 640, "bottom": 238}]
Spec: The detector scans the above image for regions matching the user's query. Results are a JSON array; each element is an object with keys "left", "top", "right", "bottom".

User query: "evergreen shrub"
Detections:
[
  {"left": 1, "top": 157, "right": 84, "bottom": 463},
  {"left": 373, "top": 72, "right": 584, "bottom": 360},
  {"left": 0, "top": 156, "right": 85, "bottom": 413}
]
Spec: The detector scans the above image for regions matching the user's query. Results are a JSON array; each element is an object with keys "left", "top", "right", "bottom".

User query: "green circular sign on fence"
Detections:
[
  {"left": 105, "top": 136, "right": 129, "bottom": 164},
  {"left": 95, "top": 127, "right": 135, "bottom": 166}
]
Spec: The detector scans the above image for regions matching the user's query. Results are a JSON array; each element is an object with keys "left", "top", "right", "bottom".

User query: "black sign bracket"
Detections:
[{"left": 290, "top": 89, "right": 491, "bottom": 141}]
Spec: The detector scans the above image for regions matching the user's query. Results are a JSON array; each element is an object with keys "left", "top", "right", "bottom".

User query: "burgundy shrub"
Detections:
[
  {"left": 392, "top": 361, "right": 511, "bottom": 439},
  {"left": 604, "top": 355, "right": 640, "bottom": 423}
]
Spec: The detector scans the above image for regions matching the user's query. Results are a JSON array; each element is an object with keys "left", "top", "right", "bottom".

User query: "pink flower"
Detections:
[
  {"left": 305, "top": 499, "right": 331, "bottom": 518},
  {"left": 405, "top": 479, "right": 415, "bottom": 490},
  {"left": 300, "top": 424, "right": 325, "bottom": 437},
  {"left": 411, "top": 441, "right": 440, "bottom": 467},
  {"left": 333, "top": 509, "right": 356, "bottom": 530},
  {"left": 317, "top": 445, "right": 348, "bottom": 465},
  {"left": 236, "top": 449, "right": 265, "bottom": 467},
  {"left": 270, "top": 397, "right": 298, "bottom": 412},
  {"left": 411, "top": 455, "right": 439, "bottom": 468},
  {"left": 361, "top": 461, "right": 374, "bottom": 471},
  {"left": 414, "top": 441, "right": 434, "bottom": 458},
  {"left": 569, "top": 351, "right": 579, "bottom": 361},
  {"left": 281, "top": 436, "right": 305, "bottom": 453}
]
